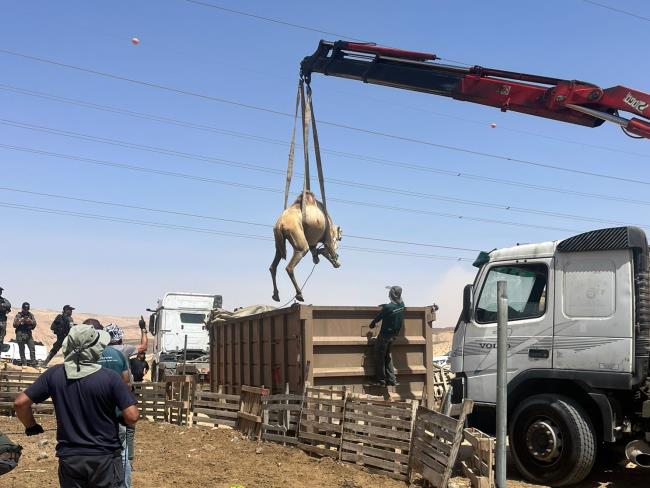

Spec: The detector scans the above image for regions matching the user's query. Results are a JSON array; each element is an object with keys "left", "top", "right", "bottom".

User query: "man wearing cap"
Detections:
[
  {"left": 0, "top": 287, "right": 11, "bottom": 353},
  {"left": 369, "top": 286, "right": 405, "bottom": 387},
  {"left": 44, "top": 305, "right": 75, "bottom": 366},
  {"left": 13, "top": 302, "right": 37, "bottom": 367},
  {"left": 13, "top": 324, "right": 139, "bottom": 488}
]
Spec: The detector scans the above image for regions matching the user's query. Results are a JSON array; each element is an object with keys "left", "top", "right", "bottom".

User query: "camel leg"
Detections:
[
  {"left": 286, "top": 247, "right": 309, "bottom": 302},
  {"left": 269, "top": 249, "right": 283, "bottom": 302},
  {"left": 310, "top": 246, "right": 320, "bottom": 264}
]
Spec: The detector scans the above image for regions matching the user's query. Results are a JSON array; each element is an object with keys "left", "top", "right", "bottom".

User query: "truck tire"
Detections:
[{"left": 509, "top": 394, "right": 596, "bottom": 486}]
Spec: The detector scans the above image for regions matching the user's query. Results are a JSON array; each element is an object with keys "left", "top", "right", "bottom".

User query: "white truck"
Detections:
[
  {"left": 450, "top": 226, "right": 650, "bottom": 486},
  {"left": 147, "top": 292, "right": 221, "bottom": 382}
]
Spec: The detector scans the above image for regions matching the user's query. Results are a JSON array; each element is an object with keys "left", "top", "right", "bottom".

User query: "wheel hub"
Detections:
[{"left": 526, "top": 420, "right": 562, "bottom": 462}]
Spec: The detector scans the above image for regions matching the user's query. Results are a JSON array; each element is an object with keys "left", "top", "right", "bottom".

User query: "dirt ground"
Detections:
[{"left": 1, "top": 416, "right": 648, "bottom": 488}]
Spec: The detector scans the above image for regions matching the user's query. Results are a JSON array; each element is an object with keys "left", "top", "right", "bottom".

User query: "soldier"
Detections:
[
  {"left": 0, "top": 287, "right": 11, "bottom": 352},
  {"left": 43, "top": 305, "right": 75, "bottom": 366},
  {"left": 13, "top": 302, "right": 37, "bottom": 367}
]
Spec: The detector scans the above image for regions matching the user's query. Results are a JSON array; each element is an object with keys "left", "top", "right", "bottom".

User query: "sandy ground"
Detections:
[{"left": 1, "top": 415, "right": 648, "bottom": 488}]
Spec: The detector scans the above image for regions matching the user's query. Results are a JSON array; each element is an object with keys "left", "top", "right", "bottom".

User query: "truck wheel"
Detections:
[{"left": 509, "top": 394, "right": 596, "bottom": 486}]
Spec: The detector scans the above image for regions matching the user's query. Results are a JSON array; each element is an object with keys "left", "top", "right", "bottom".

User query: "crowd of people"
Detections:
[{"left": 0, "top": 285, "right": 150, "bottom": 487}]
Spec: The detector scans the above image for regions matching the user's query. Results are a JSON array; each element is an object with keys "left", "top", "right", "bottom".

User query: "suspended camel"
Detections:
[{"left": 270, "top": 191, "right": 342, "bottom": 302}]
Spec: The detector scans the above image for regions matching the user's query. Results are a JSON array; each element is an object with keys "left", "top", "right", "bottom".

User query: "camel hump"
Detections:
[{"left": 292, "top": 191, "right": 318, "bottom": 206}]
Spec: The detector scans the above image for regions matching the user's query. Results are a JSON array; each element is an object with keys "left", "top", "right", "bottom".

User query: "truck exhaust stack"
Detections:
[{"left": 625, "top": 440, "right": 650, "bottom": 468}]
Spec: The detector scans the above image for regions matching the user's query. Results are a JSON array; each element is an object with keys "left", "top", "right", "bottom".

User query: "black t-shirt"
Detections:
[
  {"left": 25, "top": 365, "right": 137, "bottom": 457},
  {"left": 129, "top": 358, "right": 149, "bottom": 382}
]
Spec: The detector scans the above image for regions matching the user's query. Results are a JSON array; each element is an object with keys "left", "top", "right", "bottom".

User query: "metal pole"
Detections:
[
  {"left": 182, "top": 334, "right": 188, "bottom": 376},
  {"left": 496, "top": 281, "right": 508, "bottom": 488}
]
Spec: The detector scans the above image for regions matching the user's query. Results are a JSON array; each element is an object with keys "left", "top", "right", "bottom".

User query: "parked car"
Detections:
[
  {"left": 432, "top": 351, "right": 450, "bottom": 368},
  {"left": 0, "top": 340, "right": 47, "bottom": 366}
]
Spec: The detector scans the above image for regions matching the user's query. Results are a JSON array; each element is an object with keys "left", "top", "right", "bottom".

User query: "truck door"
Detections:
[
  {"left": 464, "top": 259, "right": 553, "bottom": 404},
  {"left": 553, "top": 249, "right": 633, "bottom": 373}
]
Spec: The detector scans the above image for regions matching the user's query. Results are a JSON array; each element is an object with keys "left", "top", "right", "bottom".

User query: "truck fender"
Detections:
[{"left": 588, "top": 392, "right": 616, "bottom": 443}]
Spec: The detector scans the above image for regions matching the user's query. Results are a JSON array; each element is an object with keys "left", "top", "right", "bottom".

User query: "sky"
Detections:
[{"left": 1, "top": 0, "right": 649, "bottom": 327}]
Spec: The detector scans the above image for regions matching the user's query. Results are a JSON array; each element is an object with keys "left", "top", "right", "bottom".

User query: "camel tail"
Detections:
[{"left": 274, "top": 227, "right": 287, "bottom": 260}]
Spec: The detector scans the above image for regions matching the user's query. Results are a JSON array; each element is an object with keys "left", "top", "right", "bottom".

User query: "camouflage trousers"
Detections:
[
  {"left": 0, "top": 321, "right": 6, "bottom": 346},
  {"left": 15, "top": 330, "right": 35, "bottom": 364}
]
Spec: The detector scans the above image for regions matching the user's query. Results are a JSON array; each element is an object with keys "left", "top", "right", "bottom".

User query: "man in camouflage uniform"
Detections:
[
  {"left": 0, "top": 287, "right": 11, "bottom": 353},
  {"left": 0, "top": 431, "right": 21, "bottom": 477},
  {"left": 13, "top": 302, "right": 37, "bottom": 367},
  {"left": 43, "top": 304, "right": 75, "bottom": 366}
]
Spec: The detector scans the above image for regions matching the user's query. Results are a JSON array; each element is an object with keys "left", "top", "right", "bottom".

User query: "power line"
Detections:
[
  {"left": 3, "top": 83, "right": 650, "bottom": 206},
  {"left": 582, "top": 0, "right": 650, "bottom": 22},
  {"left": 0, "top": 185, "right": 481, "bottom": 253},
  {"left": 1, "top": 48, "right": 648, "bottom": 186},
  {"left": 180, "top": 0, "right": 469, "bottom": 66},
  {"left": 182, "top": 0, "right": 366, "bottom": 42},
  {"left": 0, "top": 118, "right": 646, "bottom": 227},
  {"left": 0, "top": 143, "right": 582, "bottom": 233},
  {"left": 0, "top": 201, "right": 473, "bottom": 262}
]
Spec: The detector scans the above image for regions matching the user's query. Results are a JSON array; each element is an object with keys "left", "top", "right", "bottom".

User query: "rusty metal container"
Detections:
[{"left": 208, "top": 304, "right": 436, "bottom": 405}]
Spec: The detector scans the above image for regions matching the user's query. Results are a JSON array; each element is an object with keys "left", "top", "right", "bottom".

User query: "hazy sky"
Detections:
[{"left": 1, "top": 1, "right": 649, "bottom": 327}]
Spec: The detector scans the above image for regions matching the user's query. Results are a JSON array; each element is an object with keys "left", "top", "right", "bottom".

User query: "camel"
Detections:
[{"left": 270, "top": 191, "right": 342, "bottom": 302}]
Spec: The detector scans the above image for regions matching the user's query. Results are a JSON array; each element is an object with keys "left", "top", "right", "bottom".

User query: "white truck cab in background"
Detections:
[
  {"left": 450, "top": 226, "right": 650, "bottom": 486},
  {"left": 148, "top": 292, "right": 221, "bottom": 382}
]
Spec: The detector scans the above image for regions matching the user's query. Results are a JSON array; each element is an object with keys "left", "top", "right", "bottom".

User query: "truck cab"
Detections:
[
  {"left": 148, "top": 292, "right": 221, "bottom": 382},
  {"left": 450, "top": 226, "right": 650, "bottom": 486}
]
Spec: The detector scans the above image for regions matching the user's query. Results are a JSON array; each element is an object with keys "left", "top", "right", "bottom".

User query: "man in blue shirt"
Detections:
[{"left": 13, "top": 324, "right": 139, "bottom": 488}]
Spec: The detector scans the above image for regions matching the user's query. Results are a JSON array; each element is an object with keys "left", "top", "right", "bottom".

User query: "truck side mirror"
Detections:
[
  {"left": 149, "top": 313, "right": 157, "bottom": 336},
  {"left": 461, "top": 284, "right": 473, "bottom": 323}
]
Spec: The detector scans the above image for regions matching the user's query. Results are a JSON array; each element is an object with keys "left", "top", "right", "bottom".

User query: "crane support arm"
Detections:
[{"left": 301, "top": 40, "right": 650, "bottom": 139}]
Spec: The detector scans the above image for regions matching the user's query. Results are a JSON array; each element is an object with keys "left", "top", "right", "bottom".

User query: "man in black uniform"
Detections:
[
  {"left": 0, "top": 287, "right": 11, "bottom": 352},
  {"left": 13, "top": 302, "right": 37, "bottom": 366},
  {"left": 43, "top": 305, "right": 75, "bottom": 366}
]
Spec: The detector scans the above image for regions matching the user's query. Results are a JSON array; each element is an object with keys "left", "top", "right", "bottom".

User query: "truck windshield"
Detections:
[
  {"left": 475, "top": 263, "right": 547, "bottom": 323},
  {"left": 180, "top": 313, "right": 206, "bottom": 324}
]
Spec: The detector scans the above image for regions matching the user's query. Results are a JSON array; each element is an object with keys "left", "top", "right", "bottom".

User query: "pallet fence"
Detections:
[
  {"left": 192, "top": 389, "right": 240, "bottom": 428},
  {"left": 297, "top": 387, "right": 347, "bottom": 459},
  {"left": 461, "top": 427, "right": 495, "bottom": 488},
  {"left": 261, "top": 385, "right": 303, "bottom": 445},
  {"left": 132, "top": 382, "right": 166, "bottom": 421},
  {"left": 340, "top": 397, "right": 418, "bottom": 481},
  {"left": 165, "top": 375, "right": 194, "bottom": 425},
  {"left": 408, "top": 399, "right": 474, "bottom": 488},
  {"left": 236, "top": 385, "right": 269, "bottom": 440}
]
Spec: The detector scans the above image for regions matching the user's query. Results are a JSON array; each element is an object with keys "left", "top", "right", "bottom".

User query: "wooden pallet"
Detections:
[
  {"left": 261, "top": 385, "right": 303, "bottom": 445},
  {"left": 408, "top": 400, "right": 474, "bottom": 488},
  {"left": 340, "top": 397, "right": 418, "bottom": 481},
  {"left": 461, "top": 428, "right": 495, "bottom": 488},
  {"left": 165, "top": 375, "right": 194, "bottom": 425},
  {"left": 133, "top": 382, "right": 166, "bottom": 421},
  {"left": 192, "top": 390, "right": 240, "bottom": 428},
  {"left": 236, "top": 385, "right": 269, "bottom": 440},
  {"left": 432, "top": 364, "right": 451, "bottom": 401},
  {"left": 297, "top": 387, "right": 347, "bottom": 459},
  {"left": 0, "top": 379, "right": 53, "bottom": 415}
]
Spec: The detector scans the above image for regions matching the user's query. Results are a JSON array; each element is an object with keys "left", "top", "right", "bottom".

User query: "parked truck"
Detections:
[
  {"left": 449, "top": 226, "right": 650, "bottom": 486},
  {"left": 148, "top": 292, "right": 221, "bottom": 382}
]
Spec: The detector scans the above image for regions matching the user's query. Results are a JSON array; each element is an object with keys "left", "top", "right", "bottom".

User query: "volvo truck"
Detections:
[
  {"left": 148, "top": 292, "right": 222, "bottom": 382},
  {"left": 450, "top": 226, "right": 650, "bottom": 486}
]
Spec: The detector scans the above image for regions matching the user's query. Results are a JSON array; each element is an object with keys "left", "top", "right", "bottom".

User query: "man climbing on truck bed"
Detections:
[{"left": 369, "top": 286, "right": 405, "bottom": 387}]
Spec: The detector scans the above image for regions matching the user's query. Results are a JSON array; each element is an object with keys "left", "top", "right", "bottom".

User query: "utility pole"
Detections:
[{"left": 496, "top": 280, "right": 508, "bottom": 488}]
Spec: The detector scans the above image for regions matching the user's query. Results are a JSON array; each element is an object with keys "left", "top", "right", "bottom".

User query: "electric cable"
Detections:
[
  {"left": 3, "top": 84, "right": 650, "bottom": 204},
  {"left": 1, "top": 48, "right": 648, "bottom": 186}
]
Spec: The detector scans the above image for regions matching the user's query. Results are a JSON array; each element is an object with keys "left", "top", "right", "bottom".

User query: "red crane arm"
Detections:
[{"left": 300, "top": 41, "right": 650, "bottom": 139}]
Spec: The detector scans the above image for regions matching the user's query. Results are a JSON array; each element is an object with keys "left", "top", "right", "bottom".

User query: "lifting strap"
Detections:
[{"left": 283, "top": 79, "right": 328, "bottom": 221}]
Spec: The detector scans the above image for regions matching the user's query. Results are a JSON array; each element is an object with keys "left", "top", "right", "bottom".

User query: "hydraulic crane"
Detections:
[{"left": 300, "top": 40, "right": 650, "bottom": 139}]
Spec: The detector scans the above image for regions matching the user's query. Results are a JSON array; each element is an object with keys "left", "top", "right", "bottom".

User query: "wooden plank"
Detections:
[
  {"left": 343, "top": 421, "right": 411, "bottom": 441},
  {"left": 342, "top": 432, "right": 410, "bottom": 452},
  {"left": 340, "top": 442, "right": 409, "bottom": 463},
  {"left": 296, "top": 443, "right": 340, "bottom": 459},
  {"left": 298, "top": 431, "right": 342, "bottom": 446},
  {"left": 344, "top": 410, "right": 412, "bottom": 429},
  {"left": 193, "top": 408, "right": 238, "bottom": 419},
  {"left": 241, "top": 385, "right": 269, "bottom": 395},
  {"left": 300, "top": 407, "right": 345, "bottom": 420},
  {"left": 262, "top": 433, "right": 298, "bottom": 444},
  {"left": 340, "top": 452, "right": 408, "bottom": 475},
  {"left": 237, "top": 411, "right": 261, "bottom": 423}
]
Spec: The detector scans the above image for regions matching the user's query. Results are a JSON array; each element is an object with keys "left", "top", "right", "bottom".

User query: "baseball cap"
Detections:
[{"left": 63, "top": 305, "right": 75, "bottom": 311}]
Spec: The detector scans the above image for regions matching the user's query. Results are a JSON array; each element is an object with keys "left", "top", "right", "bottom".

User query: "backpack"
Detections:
[{"left": 0, "top": 432, "right": 21, "bottom": 476}]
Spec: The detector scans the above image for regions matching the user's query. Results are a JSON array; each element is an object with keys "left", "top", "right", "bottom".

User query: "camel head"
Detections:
[{"left": 322, "top": 224, "right": 342, "bottom": 268}]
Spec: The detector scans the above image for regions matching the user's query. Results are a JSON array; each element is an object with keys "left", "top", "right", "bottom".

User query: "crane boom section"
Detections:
[{"left": 301, "top": 40, "right": 650, "bottom": 139}]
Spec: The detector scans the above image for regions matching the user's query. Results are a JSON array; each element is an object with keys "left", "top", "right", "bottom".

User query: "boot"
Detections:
[{"left": 43, "top": 350, "right": 56, "bottom": 367}]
